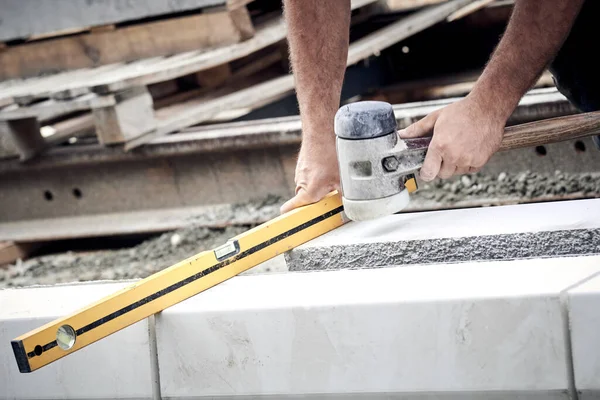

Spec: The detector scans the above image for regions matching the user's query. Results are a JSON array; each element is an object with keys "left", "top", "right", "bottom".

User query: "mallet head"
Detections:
[{"left": 334, "top": 101, "right": 428, "bottom": 221}]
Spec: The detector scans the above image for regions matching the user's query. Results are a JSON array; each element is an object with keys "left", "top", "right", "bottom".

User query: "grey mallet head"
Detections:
[{"left": 334, "top": 101, "right": 411, "bottom": 221}]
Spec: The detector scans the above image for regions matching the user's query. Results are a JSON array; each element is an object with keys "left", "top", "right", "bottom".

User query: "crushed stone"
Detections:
[
  {"left": 412, "top": 170, "right": 600, "bottom": 205},
  {"left": 0, "top": 226, "right": 254, "bottom": 289},
  {"left": 2, "top": 171, "right": 599, "bottom": 289}
]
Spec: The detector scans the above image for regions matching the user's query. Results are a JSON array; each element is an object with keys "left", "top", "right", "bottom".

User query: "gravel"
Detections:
[
  {"left": 0, "top": 225, "right": 287, "bottom": 289},
  {"left": 412, "top": 170, "right": 600, "bottom": 205},
  {"left": 2, "top": 171, "right": 599, "bottom": 289}
]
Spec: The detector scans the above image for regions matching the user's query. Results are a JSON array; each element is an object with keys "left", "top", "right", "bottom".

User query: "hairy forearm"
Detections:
[
  {"left": 283, "top": 0, "right": 351, "bottom": 144},
  {"left": 471, "top": 0, "right": 585, "bottom": 121}
]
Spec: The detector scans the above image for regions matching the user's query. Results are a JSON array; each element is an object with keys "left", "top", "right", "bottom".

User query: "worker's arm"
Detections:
[
  {"left": 400, "top": 0, "right": 585, "bottom": 180},
  {"left": 279, "top": 0, "right": 351, "bottom": 214}
]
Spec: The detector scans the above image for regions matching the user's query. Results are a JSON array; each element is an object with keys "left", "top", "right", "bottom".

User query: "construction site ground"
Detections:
[{"left": 3, "top": 169, "right": 599, "bottom": 289}]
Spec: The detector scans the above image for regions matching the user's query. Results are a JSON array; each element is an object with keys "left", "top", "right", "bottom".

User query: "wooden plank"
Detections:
[
  {"left": 0, "top": 118, "right": 45, "bottom": 161},
  {"left": 226, "top": 0, "right": 254, "bottom": 9},
  {"left": 377, "top": 0, "right": 447, "bottom": 11},
  {"left": 0, "top": 94, "right": 115, "bottom": 122},
  {"left": 0, "top": 242, "right": 38, "bottom": 267},
  {"left": 93, "top": 18, "right": 288, "bottom": 93},
  {"left": 0, "top": 126, "right": 19, "bottom": 160},
  {"left": 93, "top": 0, "right": 376, "bottom": 93},
  {"left": 378, "top": 70, "right": 554, "bottom": 104},
  {"left": 43, "top": 114, "right": 96, "bottom": 146},
  {"left": 195, "top": 64, "right": 233, "bottom": 89},
  {"left": 447, "top": 0, "right": 495, "bottom": 21},
  {"left": 347, "top": 0, "right": 474, "bottom": 65},
  {"left": 50, "top": 58, "right": 166, "bottom": 101},
  {"left": 0, "top": 65, "right": 120, "bottom": 106},
  {"left": 34, "top": 50, "right": 284, "bottom": 140},
  {"left": 147, "top": 80, "right": 180, "bottom": 100},
  {"left": 14, "top": 63, "right": 129, "bottom": 104},
  {"left": 25, "top": 26, "right": 90, "bottom": 42},
  {"left": 92, "top": 87, "right": 156, "bottom": 145},
  {"left": 229, "top": 6, "right": 256, "bottom": 40},
  {"left": 89, "top": 24, "right": 116, "bottom": 34},
  {"left": 0, "top": 0, "right": 225, "bottom": 42},
  {"left": 126, "top": 0, "right": 476, "bottom": 149},
  {"left": 0, "top": 11, "right": 245, "bottom": 80},
  {"left": 0, "top": 97, "right": 14, "bottom": 108}
]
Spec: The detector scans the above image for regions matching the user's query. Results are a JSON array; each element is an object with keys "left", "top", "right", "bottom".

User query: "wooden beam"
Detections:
[
  {"left": 30, "top": 49, "right": 284, "bottom": 141},
  {"left": 446, "top": 0, "right": 495, "bottom": 21},
  {"left": 229, "top": 6, "right": 255, "bottom": 40},
  {"left": 0, "top": 127, "right": 19, "bottom": 160},
  {"left": 376, "top": 0, "right": 447, "bottom": 12},
  {"left": 0, "top": 94, "right": 115, "bottom": 122},
  {"left": 194, "top": 64, "right": 233, "bottom": 89},
  {"left": 92, "top": 87, "right": 156, "bottom": 145},
  {"left": 43, "top": 114, "right": 96, "bottom": 145},
  {"left": 377, "top": 70, "right": 555, "bottom": 104},
  {"left": 0, "top": 118, "right": 46, "bottom": 161},
  {"left": 347, "top": 0, "right": 475, "bottom": 65},
  {"left": 0, "top": 11, "right": 245, "bottom": 80},
  {"left": 92, "top": 18, "right": 288, "bottom": 94},
  {"left": 0, "top": 242, "right": 38, "bottom": 267},
  {"left": 94, "top": 0, "right": 375, "bottom": 93}
]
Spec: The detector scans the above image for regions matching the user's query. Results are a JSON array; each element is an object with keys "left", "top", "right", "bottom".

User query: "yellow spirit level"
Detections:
[{"left": 12, "top": 191, "right": 346, "bottom": 373}]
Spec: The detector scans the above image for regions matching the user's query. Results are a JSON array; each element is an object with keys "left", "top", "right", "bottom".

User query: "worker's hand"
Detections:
[
  {"left": 398, "top": 96, "right": 506, "bottom": 181},
  {"left": 280, "top": 139, "right": 340, "bottom": 214}
]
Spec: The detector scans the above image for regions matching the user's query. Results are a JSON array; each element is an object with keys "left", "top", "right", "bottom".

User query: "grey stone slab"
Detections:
[
  {"left": 567, "top": 274, "right": 600, "bottom": 400},
  {"left": 0, "top": 282, "right": 154, "bottom": 400},
  {"left": 155, "top": 256, "right": 600, "bottom": 398},
  {"left": 286, "top": 198, "right": 600, "bottom": 271}
]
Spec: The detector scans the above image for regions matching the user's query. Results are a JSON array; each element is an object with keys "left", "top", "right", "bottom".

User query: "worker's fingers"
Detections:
[
  {"left": 280, "top": 184, "right": 339, "bottom": 214},
  {"left": 398, "top": 109, "right": 441, "bottom": 139},
  {"left": 280, "top": 188, "right": 313, "bottom": 214},
  {"left": 455, "top": 166, "right": 472, "bottom": 176},
  {"left": 419, "top": 147, "right": 443, "bottom": 181},
  {"left": 438, "top": 160, "right": 457, "bottom": 179}
]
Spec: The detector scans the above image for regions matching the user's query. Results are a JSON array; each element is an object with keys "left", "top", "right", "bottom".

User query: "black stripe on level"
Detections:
[
  {"left": 25, "top": 206, "right": 344, "bottom": 361},
  {"left": 11, "top": 340, "right": 30, "bottom": 373}
]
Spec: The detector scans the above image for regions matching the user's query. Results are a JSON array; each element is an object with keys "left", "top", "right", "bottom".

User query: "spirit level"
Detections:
[{"left": 12, "top": 191, "right": 346, "bottom": 373}]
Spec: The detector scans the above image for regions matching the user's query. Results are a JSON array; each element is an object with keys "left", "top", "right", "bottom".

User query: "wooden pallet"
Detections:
[
  {"left": 0, "top": 1, "right": 256, "bottom": 81},
  {"left": 0, "top": 0, "right": 480, "bottom": 160}
]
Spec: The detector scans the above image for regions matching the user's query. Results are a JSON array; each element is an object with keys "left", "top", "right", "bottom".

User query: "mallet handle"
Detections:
[{"left": 499, "top": 111, "right": 600, "bottom": 151}]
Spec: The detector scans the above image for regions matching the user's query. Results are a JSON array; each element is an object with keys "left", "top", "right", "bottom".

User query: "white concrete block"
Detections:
[
  {"left": 567, "top": 273, "right": 600, "bottom": 399},
  {"left": 156, "top": 255, "right": 600, "bottom": 399},
  {"left": 287, "top": 198, "right": 600, "bottom": 271},
  {"left": 0, "top": 282, "right": 154, "bottom": 400}
]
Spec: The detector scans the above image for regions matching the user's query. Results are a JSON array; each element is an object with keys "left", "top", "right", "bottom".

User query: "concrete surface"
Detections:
[
  {"left": 566, "top": 273, "right": 600, "bottom": 400},
  {"left": 0, "top": 281, "right": 154, "bottom": 400},
  {"left": 2, "top": 255, "right": 600, "bottom": 399},
  {"left": 155, "top": 256, "right": 600, "bottom": 399},
  {"left": 286, "top": 198, "right": 600, "bottom": 271}
]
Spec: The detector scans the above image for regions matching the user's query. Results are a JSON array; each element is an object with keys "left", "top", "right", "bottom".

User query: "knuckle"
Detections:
[
  {"left": 441, "top": 150, "right": 458, "bottom": 164},
  {"left": 472, "top": 158, "right": 486, "bottom": 168},
  {"left": 434, "top": 138, "right": 451, "bottom": 154}
]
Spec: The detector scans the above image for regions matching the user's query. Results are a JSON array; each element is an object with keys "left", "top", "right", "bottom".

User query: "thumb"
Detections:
[
  {"left": 280, "top": 184, "right": 339, "bottom": 214},
  {"left": 280, "top": 188, "right": 319, "bottom": 214},
  {"left": 398, "top": 109, "right": 441, "bottom": 139}
]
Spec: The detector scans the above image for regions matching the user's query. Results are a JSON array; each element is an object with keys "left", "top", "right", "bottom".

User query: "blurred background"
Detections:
[{"left": 0, "top": 0, "right": 598, "bottom": 286}]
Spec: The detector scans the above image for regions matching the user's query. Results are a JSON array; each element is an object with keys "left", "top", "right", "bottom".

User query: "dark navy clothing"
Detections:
[{"left": 549, "top": 0, "right": 600, "bottom": 148}]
